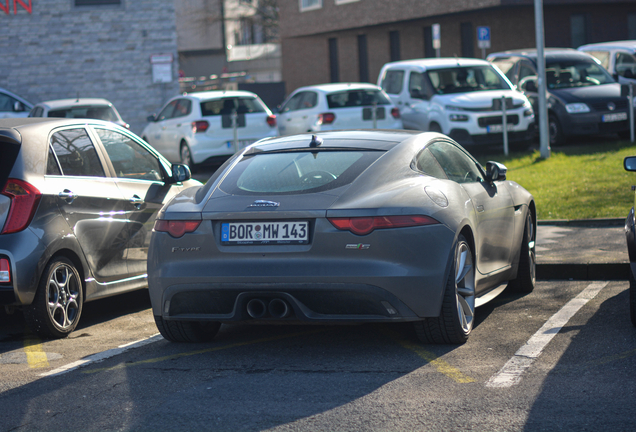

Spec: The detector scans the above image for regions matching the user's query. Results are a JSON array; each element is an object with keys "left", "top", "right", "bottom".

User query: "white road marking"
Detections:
[
  {"left": 39, "top": 334, "right": 162, "bottom": 377},
  {"left": 486, "top": 281, "right": 608, "bottom": 388}
]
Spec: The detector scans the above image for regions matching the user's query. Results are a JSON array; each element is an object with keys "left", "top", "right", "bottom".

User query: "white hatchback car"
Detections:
[
  {"left": 141, "top": 90, "right": 277, "bottom": 168},
  {"left": 377, "top": 58, "right": 535, "bottom": 148},
  {"left": 28, "top": 98, "right": 128, "bottom": 128},
  {"left": 276, "top": 83, "right": 403, "bottom": 136}
]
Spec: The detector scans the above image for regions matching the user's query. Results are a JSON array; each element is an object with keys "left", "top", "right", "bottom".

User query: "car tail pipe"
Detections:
[
  {"left": 246, "top": 299, "right": 267, "bottom": 319},
  {"left": 268, "top": 298, "right": 290, "bottom": 319}
]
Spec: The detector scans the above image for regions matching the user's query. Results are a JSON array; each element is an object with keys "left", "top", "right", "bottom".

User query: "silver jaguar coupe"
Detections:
[{"left": 147, "top": 130, "right": 536, "bottom": 344}]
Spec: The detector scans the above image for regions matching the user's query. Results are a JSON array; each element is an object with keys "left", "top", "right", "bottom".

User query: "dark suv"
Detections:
[
  {"left": 488, "top": 48, "right": 632, "bottom": 145},
  {"left": 0, "top": 118, "right": 199, "bottom": 338}
]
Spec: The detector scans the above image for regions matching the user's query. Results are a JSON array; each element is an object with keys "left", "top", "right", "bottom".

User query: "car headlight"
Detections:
[
  {"left": 565, "top": 103, "right": 590, "bottom": 114},
  {"left": 449, "top": 113, "right": 469, "bottom": 122}
]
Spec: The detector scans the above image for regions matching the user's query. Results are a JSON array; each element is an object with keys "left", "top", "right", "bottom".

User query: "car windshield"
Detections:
[
  {"left": 426, "top": 66, "right": 510, "bottom": 94},
  {"left": 48, "top": 106, "right": 118, "bottom": 122},
  {"left": 326, "top": 90, "right": 391, "bottom": 108},
  {"left": 200, "top": 97, "right": 266, "bottom": 116},
  {"left": 219, "top": 150, "right": 383, "bottom": 195},
  {"left": 545, "top": 59, "right": 615, "bottom": 88}
]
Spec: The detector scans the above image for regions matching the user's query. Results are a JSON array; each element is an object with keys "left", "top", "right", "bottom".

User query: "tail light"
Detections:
[
  {"left": 1, "top": 179, "right": 42, "bottom": 235},
  {"left": 154, "top": 219, "right": 201, "bottom": 238},
  {"left": 266, "top": 114, "right": 277, "bottom": 127},
  {"left": 0, "top": 258, "right": 10, "bottom": 283},
  {"left": 328, "top": 215, "right": 439, "bottom": 236},
  {"left": 192, "top": 121, "right": 209, "bottom": 133},
  {"left": 391, "top": 107, "right": 400, "bottom": 119},
  {"left": 318, "top": 113, "right": 336, "bottom": 125}
]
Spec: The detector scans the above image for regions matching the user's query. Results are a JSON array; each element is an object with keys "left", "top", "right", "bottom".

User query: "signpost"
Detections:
[
  {"left": 477, "top": 26, "right": 491, "bottom": 59},
  {"left": 432, "top": 24, "right": 441, "bottom": 58}
]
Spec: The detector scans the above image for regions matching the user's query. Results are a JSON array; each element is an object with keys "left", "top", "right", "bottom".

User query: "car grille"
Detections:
[
  {"left": 590, "top": 100, "right": 628, "bottom": 112},
  {"left": 478, "top": 115, "right": 520, "bottom": 127}
]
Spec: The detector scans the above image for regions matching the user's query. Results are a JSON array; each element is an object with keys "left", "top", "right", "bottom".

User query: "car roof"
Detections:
[
  {"left": 579, "top": 40, "right": 636, "bottom": 51},
  {"left": 182, "top": 90, "right": 260, "bottom": 100},
  {"left": 37, "top": 98, "right": 115, "bottom": 109},
  {"left": 381, "top": 57, "right": 492, "bottom": 71},
  {"left": 488, "top": 48, "right": 594, "bottom": 62},
  {"left": 293, "top": 82, "right": 382, "bottom": 93}
]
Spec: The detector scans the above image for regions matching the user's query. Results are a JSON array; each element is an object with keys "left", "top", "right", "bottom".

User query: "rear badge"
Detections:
[
  {"left": 346, "top": 244, "right": 370, "bottom": 250},
  {"left": 249, "top": 200, "right": 280, "bottom": 207}
]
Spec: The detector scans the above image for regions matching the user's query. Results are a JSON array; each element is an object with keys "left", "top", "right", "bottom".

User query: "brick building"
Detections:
[
  {"left": 279, "top": 0, "right": 636, "bottom": 96},
  {"left": 1, "top": 0, "right": 179, "bottom": 134}
]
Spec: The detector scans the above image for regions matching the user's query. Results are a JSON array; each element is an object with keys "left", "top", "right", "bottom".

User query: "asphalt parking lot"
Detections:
[{"left": 0, "top": 278, "right": 634, "bottom": 431}]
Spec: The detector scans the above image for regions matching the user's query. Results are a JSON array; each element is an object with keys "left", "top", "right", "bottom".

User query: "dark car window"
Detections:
[
  {"left": 381, "top": 70, "right": 404, "bottom": 95},
  {"left": 29, "top": 106, "right": 44, "bottom": 117},
  {"left": 327, "top": 90, "right": 391, "bottom": 108},
  {"left": 219, "top": 150, "right": 383, "bottom": 195},
  {"left": 46, "top": 145, "right": 62, "bottom": 175},
  {"left": 545, "top": 58, "right": 614, "bottom": 88},
  {"left": 48, "top": 106, "right": 118, "bottom": 122},
  {"left": 408, "top": 72, "right": 434, "bottom": 99},
  {"left": 427, "top": 141, "right": 483, "bottom": 184},
  {"left": 299, "top": 92, "right": 318, "bottom": 109},
  {"left": 518, "top": 62, "right": 536, "bottom": 84},
  {"left": 427, "top": 66, "right": 511, "bottom": 94},
  {"left": 415, "top": 147, "right": 447, "bottom": 179},
  {"left": 280, "top": 92, "right": 305, "bottom": 113},
  {"left": 156, "top": 100, "right": 178, "bottom": 121},
  {"left": 95, "top": 128, "right": 163, "bottom": 181},
  {"left": 616, "top": 52, "right": 636, "bottom": 78},
  {"left": 172, "top": 99, "right": 192, "bottom": 118},
  {"left": 200, "top": 97, "right": 266, "bottom": 116},
  {"left": 0, "top": 93, "right": 18, "bottom": 112},
  {"left": 50, "top": 128, "right": 105, "bottom": 177}
]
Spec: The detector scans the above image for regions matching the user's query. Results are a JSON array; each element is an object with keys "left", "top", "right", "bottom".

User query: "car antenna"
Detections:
[{"left": 309, "top": 134, "right": 323, "bottom": 148}]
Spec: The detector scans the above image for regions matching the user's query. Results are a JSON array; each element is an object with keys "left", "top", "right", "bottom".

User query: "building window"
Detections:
[
  {"left": 571, "top": 14, "right": 587, "bottom": 48},
  {"left": 629, "top": 14, "right": 636, "bottom": 40},
  {"left": 460, "top": 22, "right": 474, "bottom": 58},
  {"left": 358, "top": 35, "right": 369, "bottom": 83},
  {"left": 329, "top": 38, "right": 339, "bottom": 83},
  {"left": 390, "top": 31, "right": 400, "bottom": 62},
  {"left": 423, "top": 26, "right": 435, "bottom": 58},
  {"left": 75, "top": 0, "right": 120, "bottom": 5},
  {"left": 300, "top": 0, "right": 322, "bottom": 12}
]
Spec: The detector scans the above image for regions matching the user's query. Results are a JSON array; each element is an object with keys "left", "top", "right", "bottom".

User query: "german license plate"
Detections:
[
  {"left": 602, "top": 112, "right": 627, "bottom": 122},
  {"left": 221, "top": 221, "right": 309, "bottom": 244},
  {"left": 226, "top": 139, "right": 255, "bottom": 149},
  {"left": 487, "top": 124, "right": 515, "bottom": 133}
]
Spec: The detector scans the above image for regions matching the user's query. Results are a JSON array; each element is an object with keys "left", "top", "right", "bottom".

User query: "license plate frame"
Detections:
[
  {"left": 602, "top": 112, "right": 627, "bottom": 123},
  {"left": 221, "top": 221, "right": 309, "bottom": 245},
  {"left": 486, "top": 123, "right": 515, "bottom": 133}
]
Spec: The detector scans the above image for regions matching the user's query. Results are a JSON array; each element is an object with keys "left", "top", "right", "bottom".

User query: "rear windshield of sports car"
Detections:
[
  {"left": 326, "top": 90, "right": 391, "bottom": 109},
  {"left": 200, "top": 97, "right": 266, "bottom": 116},
  {"left": 427, "top": 66, "right": 510, "bottom": 94},
  {"left": 219, "top": 150, "right": 383, "bottom": 195}
]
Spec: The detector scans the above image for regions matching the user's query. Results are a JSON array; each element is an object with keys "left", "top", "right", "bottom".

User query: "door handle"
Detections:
[
  {"left": 130, "top": 195, "right": 144, "bottom": 209},
  {"left": 58, "top": 189, "right": 77, "bottom": 204}
]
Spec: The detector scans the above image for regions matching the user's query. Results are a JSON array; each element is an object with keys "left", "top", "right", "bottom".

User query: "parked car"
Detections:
[
  {"left": 147, "top": 130, "right": 536, "bottom": 345},
  {"left": 141, "top": 90, "right": 277, "bottom": 170},
  {"left": 0, "top": 118, "right": 200, "bottom": 338},
  {"left": 0, "top": 87, "right": 33, "bottom": 119},
  {"left": 488, "top": 48, "right": 633, "bottom": 145},
  {"left": 28, "top": 98, "right": 129, "bottom": 129},
  {"left": 276, "top": 83, "right": 402, "bottom": 136},
  {"left": 376, "top": 58, "right": 535, "bottom": 149},
  {"left": 579, "top": 41, "right": 636, "bottom": 85},
  {"left": 623, "top": 155, "right": 636, "bottom": 327}
]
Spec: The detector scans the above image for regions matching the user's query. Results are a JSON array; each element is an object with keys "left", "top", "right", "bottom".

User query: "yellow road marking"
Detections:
[
  {"left": 24, "top": 335, "right": 49, "bottom": 369},
  {"left": 82, "top": 329, "right": 325, "bottom": 374}
]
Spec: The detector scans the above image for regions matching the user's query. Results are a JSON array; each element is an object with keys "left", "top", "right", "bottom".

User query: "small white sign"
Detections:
[
  {"left": 432, "top": 24, "right": 441, "bottom": 49},
  {"left": 150, "top": 54, "right": 173, "bottom": 83}
]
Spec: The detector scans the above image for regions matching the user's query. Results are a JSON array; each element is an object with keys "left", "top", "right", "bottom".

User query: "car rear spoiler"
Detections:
[{"left": 0, "top": 128, "right": 22, "bottom": 192}]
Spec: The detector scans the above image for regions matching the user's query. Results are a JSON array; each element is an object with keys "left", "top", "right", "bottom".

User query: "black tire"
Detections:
[
  {"left": 548, "top": 114, "right": 564, "bottom": 146},
  {"left": 508, "top": 211, "right": 536, "bottom": 294},
  {"left": 155, "top": 315, "right": 220, "bottom": 343},
  {"left": 629, "top": 271, "right": 636, "bottom": 327},
  {"left": 414, "top": 235, "right": 475, "bottom": 344},
  {"left": 180, "top": 141, "right": 197, "bottom": 172},
  {"left": 429, "top": 122, "right": 443, "bottom": 133},
  {"left": 24, "top": 257, "right": 83, "bottom": 339}
]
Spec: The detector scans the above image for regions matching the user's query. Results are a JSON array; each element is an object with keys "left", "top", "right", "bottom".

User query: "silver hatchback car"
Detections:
[{"left": 0, "top": 118, "right": 199, "bottom": 338}]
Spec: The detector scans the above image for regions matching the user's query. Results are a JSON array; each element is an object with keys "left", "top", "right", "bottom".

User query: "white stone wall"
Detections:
[{"left": 0, "top": 0, "right": 180, "bottom": 134}]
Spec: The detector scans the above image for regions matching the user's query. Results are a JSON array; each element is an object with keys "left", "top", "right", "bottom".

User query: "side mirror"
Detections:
[
  {"left": 486, "top": 161, "right": 507, "bottom": 182},
  {"left": 624, "top": 156, "right": 636, "bottom": 172},
  {"left": 147, "top": 114, "right": 157, "bottom": 122},
  {"left": 171, "top": 164, "right": 192, "bottom": 183},
  {"left": 13, "top": 101, "right": 26, "bottom": 112}
]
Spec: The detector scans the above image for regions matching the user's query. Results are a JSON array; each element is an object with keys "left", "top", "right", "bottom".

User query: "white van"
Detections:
[
  {"left": 578, "top": 41, "right": 636, "bottom": 85},
  {"left": 377, "top": 58, "right": 535, "bottom": 148}
]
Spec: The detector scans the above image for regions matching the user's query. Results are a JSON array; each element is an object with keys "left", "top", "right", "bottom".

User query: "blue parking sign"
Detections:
[{"left": 477, "top": 26, "right": 491, "bottom": 49}]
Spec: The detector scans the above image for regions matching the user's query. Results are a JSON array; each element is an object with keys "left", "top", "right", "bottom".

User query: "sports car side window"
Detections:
[
  {"left": 46, "top": 145, "right": 62, "bottom": 175},
  {"left": 50, "top": 128, "right": 105, "bottom": 177},
  {"left": 95, "top": 128, "right": 163, "bottom": 181},
  {"left": 415, "top": 148, "right": 447, "bottom": 179},
  {"left": 427, "top": 141, "right": 484, "bottom": 184}
]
